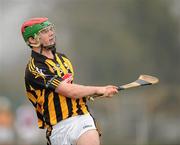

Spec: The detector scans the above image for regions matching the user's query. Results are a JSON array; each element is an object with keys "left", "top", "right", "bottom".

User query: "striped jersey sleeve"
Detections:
[{"left": 25, "top": 58, "right": 63, "bottom": 91}]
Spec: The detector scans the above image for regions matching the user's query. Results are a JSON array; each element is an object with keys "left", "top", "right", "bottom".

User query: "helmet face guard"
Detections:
[{"left": 21, "top": 17, "right": 52, "bottom": 42}]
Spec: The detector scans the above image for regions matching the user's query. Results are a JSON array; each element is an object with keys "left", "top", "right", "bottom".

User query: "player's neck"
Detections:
[{"left": 33, "top": 47, "right": 54, "bottom": 59}]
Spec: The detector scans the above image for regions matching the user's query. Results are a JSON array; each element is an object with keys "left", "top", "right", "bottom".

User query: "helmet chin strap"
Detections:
[
  {"left": 28, "top": 34, "right": 56, "bottom": 54},
  {"left": 40, "top": 43, "right": 56, "bottom": 54}
]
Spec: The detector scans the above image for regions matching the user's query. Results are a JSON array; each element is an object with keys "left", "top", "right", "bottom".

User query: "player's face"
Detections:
[{"left": 38, "top": 25, "right": 56, "bottom": 47}]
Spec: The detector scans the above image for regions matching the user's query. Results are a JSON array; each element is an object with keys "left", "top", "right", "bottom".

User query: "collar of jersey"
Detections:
[{"left": 31, "top": 50, "right": 55, "bottom": 63}]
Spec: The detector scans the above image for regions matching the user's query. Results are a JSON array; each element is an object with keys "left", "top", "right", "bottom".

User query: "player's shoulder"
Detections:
[
  {"left": 25, "top": 57, "right": 47, "bottom": 77},
  {"left": 27, "top": 57, "right": 45, "bottom": 69}
]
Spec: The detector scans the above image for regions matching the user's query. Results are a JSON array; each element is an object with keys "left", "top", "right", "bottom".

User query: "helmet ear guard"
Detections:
[{"left": 26, "top": 34, "right": 41, "bottom": 48}]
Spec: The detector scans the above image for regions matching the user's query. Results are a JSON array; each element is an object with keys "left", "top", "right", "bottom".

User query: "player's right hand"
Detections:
[{"left": 96, "top": 85, "right": 118, "bottom": 98}]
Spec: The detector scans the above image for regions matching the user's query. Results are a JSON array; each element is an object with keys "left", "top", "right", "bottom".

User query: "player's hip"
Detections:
[{"left": 49, "top": 113, "right": 97, "bottom": 145}]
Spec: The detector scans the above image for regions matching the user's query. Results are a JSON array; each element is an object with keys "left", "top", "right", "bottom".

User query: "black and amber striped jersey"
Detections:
[{"left": 25, "top": 50, "right": 89, "bottom": 129}]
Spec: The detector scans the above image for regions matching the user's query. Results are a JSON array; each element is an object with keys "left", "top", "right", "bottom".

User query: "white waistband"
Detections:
[{"left": 52, "top": 113, "right": 90, "bottom": 129}]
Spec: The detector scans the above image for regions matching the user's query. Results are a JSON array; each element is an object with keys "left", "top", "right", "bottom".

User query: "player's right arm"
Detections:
[
  {"left": 26, "top": 60, "right": 118, "bottom": 99},
  {"left": 55, "top": 82, "right": 118, "bottom": 99}
]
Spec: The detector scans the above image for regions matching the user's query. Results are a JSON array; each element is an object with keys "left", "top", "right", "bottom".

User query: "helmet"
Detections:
[{"left": 21, "top": 17, "right": 52, "bottom": 42}]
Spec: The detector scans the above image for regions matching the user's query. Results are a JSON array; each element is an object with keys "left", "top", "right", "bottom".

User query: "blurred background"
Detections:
[{"left": 1, "top": 0, "right": 180, "bottom": 145}]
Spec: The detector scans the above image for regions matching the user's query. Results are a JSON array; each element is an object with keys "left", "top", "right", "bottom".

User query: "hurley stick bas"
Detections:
[{"left": 89, "top": 74, "right": 159, "bottom": 101}]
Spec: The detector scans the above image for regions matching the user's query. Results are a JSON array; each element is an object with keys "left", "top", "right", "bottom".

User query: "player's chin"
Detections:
[
  {"left": 49, "top": 38, "right": 56, "bottom": 43},
  {"left": 47, "top": 41, "right": 55, "bottom": 46}
]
